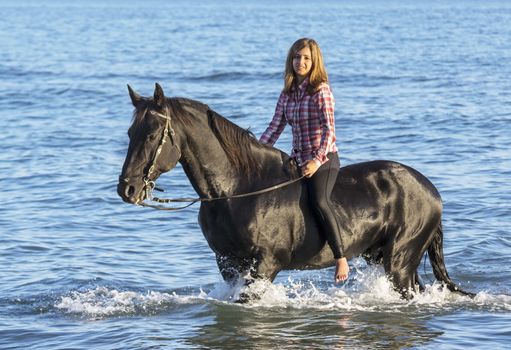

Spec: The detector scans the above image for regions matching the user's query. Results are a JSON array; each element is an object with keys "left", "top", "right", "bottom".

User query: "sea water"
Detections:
[{"left": 1, "top": 0, "right": 510, "bottom": 349}]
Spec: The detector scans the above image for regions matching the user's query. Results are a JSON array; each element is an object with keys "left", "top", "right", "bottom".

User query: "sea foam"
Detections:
[{"left": 55, "top": 264, "right": 510, "bottom": 318}]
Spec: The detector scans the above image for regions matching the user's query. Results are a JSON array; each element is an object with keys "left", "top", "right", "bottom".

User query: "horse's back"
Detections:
[{"left": 334, "top": 160, "right": 441, "bottom": 204}]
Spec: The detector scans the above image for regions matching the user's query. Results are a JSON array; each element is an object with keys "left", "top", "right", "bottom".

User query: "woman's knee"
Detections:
[{"left": 314, "top": 198, "right": 333, "bottom": 215}]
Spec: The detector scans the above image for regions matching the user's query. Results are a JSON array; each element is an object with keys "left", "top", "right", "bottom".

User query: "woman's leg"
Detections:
[{"left": 306, "top": 153, "right": 349, "bottom": 282}]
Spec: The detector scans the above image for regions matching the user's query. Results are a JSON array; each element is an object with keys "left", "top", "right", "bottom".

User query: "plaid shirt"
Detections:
[{"left": 260, "top": 78, "right": 338, "bottom": 166}]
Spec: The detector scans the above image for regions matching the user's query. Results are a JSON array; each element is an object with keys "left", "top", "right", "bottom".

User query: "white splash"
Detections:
[
  {"left": 208, "top": 263, "right": 511, "bottom": 312},
  {"left": 55, "top": 264, "right": 511, "bottom": 318},
  {"left": 55, "top": 287, "right": 198, "bottom": 317}
]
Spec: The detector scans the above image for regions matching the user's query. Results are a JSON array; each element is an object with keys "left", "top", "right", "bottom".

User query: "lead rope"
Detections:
[{"left": 139, "top": 175, "right": 305, "bottom": 211}]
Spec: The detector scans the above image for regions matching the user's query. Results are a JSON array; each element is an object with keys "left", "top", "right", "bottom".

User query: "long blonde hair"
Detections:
[{"left": 283, "top": 38, "right": 329, "bottom": 94}]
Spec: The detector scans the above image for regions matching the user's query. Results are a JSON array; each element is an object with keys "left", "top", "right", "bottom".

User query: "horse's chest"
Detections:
[{"left": 199, "top": 205, "right": 255, "bottom": 252}]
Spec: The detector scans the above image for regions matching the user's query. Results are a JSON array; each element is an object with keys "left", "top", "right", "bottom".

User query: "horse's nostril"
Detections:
[{"left": 126, "top": 185, "right": 135, "bottom": 198}]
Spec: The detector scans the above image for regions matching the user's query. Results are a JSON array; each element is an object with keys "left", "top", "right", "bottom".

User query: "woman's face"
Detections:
[{"left": 293, "top": 46, "right": 313, "bottom": 80}]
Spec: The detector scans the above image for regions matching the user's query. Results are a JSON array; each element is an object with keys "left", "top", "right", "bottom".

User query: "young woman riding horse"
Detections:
[{"left": 260, "top": 38, "right": 349, "bottom": 284}]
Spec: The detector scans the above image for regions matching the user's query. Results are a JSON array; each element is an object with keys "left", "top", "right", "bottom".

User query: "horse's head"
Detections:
[{"left": 117, "top": 83, "right": 182, "bottom": 204}]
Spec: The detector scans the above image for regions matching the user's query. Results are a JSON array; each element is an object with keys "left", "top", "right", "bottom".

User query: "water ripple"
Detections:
[{"left": 1, "top": 0, "right": 510, "bottom": 349}]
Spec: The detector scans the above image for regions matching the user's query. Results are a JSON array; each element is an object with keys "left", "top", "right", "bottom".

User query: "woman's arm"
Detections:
[
  {"left": 314, "top": 85, "right": 336, "bottom": 163},
  {"left": 259, "top": 93, "right": 288, "bottom": 146}
]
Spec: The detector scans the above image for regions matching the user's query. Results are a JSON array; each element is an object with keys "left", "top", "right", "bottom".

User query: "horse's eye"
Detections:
[{"left": 147, "top": 133, "right": 158, "bottom": 142}]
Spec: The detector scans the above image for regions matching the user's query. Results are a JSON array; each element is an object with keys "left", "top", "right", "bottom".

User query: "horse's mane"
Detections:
[
  {"left": 131, "top": 96, "right": 263, "bottom": 177},
  {"left": 207, "top": 109, "right": 263, "bottom": 178},
  {"left": 131, "top": 97, "right": 202, "bottom": 128}
]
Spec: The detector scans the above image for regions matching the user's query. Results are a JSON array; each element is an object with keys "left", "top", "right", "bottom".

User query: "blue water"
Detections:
[{"left": 1, "top": 0, "right": 510, "bottom": 349}]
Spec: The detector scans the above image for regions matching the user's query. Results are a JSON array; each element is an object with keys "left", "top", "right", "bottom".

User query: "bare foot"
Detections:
[{"left": 335, "top": 257, "right": 349, "bottom": 283}]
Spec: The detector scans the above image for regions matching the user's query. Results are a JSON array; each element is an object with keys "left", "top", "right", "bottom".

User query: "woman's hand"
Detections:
[{"left": 301, "top": 159, "right": 321, "bottom": 178}]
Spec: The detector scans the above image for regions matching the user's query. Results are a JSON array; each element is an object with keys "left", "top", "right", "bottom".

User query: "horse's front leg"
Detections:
[
  {"left": 216, "top": 254, "right": 253, "bottom": 285},
  {"left": 235, "top": 253, "right": 285, "bottom": 303},
  {"left": 216, "top": 253, "right": 281, "bottom": 303},
  {"left": 215, "top": 254, "right": 255, "bottom": 303},
  {"left": 249, "top": 253, "right": 281, "bottom": 282}
]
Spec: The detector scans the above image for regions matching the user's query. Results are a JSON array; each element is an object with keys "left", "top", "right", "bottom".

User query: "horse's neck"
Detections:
[
  {"left": 179, "top": 126, "right": 292, "bottom": 198},
  {"left": 255, "top": 146, "right": 299, "bottom": 185},
  {"left": 180, "top": 139, "right": 235, "bottom": 199}
]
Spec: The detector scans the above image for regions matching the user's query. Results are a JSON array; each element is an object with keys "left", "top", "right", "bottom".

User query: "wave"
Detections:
[
  {"left": 330, "top": 72, "right": 440, "bottom": 88},
  {"left": 187, "top": 71, "right": 278, "bottom": 82}
]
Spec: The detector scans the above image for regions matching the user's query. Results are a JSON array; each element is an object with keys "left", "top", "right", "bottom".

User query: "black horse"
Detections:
[{"left": 118, "top": 83, "right": 473, "bottom": 299}]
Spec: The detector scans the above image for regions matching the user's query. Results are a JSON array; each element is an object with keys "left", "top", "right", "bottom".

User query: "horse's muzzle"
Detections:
[{"left": 117, "top": 177, "right": 145, "bottom": 204}]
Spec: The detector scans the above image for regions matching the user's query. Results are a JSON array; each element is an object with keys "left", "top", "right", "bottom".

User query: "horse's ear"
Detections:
[
  {"left": 153, "top": 83, "right": 165, "bottom": 108},
  {"left": 127, "top": 84, "right": 142, "bottom": 107}
]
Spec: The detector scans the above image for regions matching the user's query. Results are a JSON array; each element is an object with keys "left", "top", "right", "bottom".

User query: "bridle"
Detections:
[
  {"left": 118, "top": 105, "right": 180, "bottom": 204},
  {"left": 121, "top": 105, "right": 304, "bottom": 211},
  {"left": 142, "top": 106, "right": 179, "bottom": 190}
]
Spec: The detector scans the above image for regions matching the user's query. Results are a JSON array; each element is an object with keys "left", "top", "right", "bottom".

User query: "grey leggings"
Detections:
[{"left": 305, "top": 152, "right": 345, "bottom": 259}]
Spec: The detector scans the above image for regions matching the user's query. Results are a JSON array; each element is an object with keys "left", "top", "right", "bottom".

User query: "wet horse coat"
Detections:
[{"left": 118, "top": 84, "right": 472, "bottom": 299}]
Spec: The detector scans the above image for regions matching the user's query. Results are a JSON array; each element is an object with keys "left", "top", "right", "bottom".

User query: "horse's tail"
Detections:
[{"left": 428, "top": 223, "right": 476, "bottom": 298}]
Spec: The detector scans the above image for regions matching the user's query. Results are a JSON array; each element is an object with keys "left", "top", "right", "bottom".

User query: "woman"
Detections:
[{"left": 259, "top": 38, "right": 349, "bottom": 283}]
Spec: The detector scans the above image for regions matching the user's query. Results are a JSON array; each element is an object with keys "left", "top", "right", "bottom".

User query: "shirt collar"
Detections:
[
  {"left": 296, "top": 77, "right": 310, "bottom": 92},
  {"left": 291, "top": 77, "right": 310, "bottom": 99}
]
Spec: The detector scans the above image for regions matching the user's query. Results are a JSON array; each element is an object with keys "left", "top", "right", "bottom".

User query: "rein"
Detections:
[
  {"left": 137, "top": 107, "right": 305, "bottom": 211},
  {"left": 140, "top": 175, "right": 305, "bottom": 211}
]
